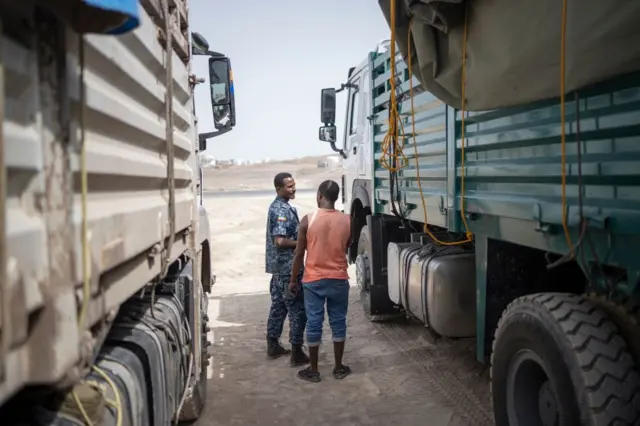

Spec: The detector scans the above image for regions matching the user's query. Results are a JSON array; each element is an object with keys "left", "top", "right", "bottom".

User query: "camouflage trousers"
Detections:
[{"left": 267, "top": 274, "right": 306, "bottom": 345}]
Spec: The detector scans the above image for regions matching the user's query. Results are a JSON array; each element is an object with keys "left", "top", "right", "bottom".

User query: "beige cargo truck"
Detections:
[{"left": 0, "top": 0, "right": 236, "bottom": 423}]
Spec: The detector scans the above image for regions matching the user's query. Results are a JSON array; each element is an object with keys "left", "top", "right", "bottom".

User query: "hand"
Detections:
[{"left": 288, "top": 280, "right": 300, "bottom": 295}]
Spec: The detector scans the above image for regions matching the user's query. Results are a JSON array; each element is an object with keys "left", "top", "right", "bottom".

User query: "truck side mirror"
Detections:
[
  {"left": 209, "top": 56, "right": 236, "bottom": 130},
  {"left": 321, "top": 88, "right": 336, "bottom": 125},
  {"left": 319, "top": 125, "right": 337, "bottom": 143},
  {"left": 191, "top": 32, "right": 210, "bottom": 56}
]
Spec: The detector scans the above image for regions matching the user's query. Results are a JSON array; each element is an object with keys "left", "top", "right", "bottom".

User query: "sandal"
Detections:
[
  {"left": 332, "top": 365, "right": 352, "bottom": 380},
  {"left": 297, "top": 366, "right": 321, "bottom": 383}
]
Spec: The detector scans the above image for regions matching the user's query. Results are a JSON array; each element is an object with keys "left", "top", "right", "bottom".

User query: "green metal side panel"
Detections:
[
  {"left": 372, "top": 51, "right": 449, "bottom": 229},
  {"left": 453, "top": 74, "right": 640, "bottom": 262},
  {"left": 372, "top": 48, "right": 640, "bottom": 272},
  {"left": 371, "top": 48, "right": 640, "bottom": 360}
]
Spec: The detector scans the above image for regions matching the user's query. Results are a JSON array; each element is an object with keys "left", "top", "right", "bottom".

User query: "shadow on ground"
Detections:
[{"left": 196, "top": 286, "right": 493, "bottom": 426}]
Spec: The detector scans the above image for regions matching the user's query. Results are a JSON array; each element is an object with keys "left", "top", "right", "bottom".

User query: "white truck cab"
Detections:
[{"left": 318, "top": 48, "right": 381, "bottom": 262}]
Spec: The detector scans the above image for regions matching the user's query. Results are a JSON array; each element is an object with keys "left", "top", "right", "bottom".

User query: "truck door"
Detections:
[
  {"left": 357, "top": 68, "right": 371, "bottom": 178},
  {"left": 343, "top": 71, "right": 364, "bottom": 212}
]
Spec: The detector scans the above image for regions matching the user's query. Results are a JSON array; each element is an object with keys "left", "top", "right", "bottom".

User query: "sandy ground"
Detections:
[
  {"left": 199, "top": 191, "right": 493, "bottom": 426},
  {"left": 203, "top": 156, "right": 342, "bottom": 192}
]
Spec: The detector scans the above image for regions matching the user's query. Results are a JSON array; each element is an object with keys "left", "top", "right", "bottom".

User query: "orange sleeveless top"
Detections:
[{"left": 302, "top": 209, "right": 351, "bottom": 283}]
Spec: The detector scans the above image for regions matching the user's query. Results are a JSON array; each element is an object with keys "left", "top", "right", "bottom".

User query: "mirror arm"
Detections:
[
  {"left": 335, "top": 82, "right": 358, "bottom": 93},
  {"left": 199, "top": 126, "right": 232, "bottom": 142},
  {"left": 206, "top": 50, "right": 226, "bottom": 58},
  {"left": 328, "top": 138, "right": 346, "bottom": 159}
]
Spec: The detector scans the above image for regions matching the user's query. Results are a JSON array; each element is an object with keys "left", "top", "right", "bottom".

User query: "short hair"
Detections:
[
  {"left": 274, "top": 172, "right": 292, "bottom": 189},
  {"left": 318, "top": 180, "right": 340, "bottom": 203}
]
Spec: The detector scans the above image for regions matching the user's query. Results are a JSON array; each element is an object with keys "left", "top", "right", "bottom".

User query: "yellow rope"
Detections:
[
  {"left": 72, "top": 390, "right": 94, "bottom": 426},
  {"left": 392, "top": 1, "right": 473, "bottom": 245},
  {"left": 379, "top": 0, "right": 408, "bottom": 173},
  {"left": 92, "top": 366, "right": 123, "bottom": 426}
]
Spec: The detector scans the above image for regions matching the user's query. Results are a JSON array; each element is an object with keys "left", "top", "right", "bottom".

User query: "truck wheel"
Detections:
[
  {"left": 356, "top": 225, "right": 371, "bottom": 293},
  {"left": 491, "top": 293, "right": 640, "bottom": 426},
  {"left": 587, "top": 294, "right": 640, "bottom": 368},
  {"left": 356, "top": 225, "right": 374, "bottom": 320},
  {"left": 178, "top": 299, "right": 210, "bottom": 421},
  {"left": 356, "top": 225, "right": 383, "bottom": 322}
]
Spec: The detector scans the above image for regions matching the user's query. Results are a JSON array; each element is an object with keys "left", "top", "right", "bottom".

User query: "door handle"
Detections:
[{"left": 353, "top": 146, "right": 357, "bottom": 154}]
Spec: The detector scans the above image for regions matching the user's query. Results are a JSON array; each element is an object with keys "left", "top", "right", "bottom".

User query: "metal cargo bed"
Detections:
[
  {"left": 372, "top": 47, "right": 640, "bottom": 266},
  {"left": 0, "top": 1, "right": 196, "bottom": 403}
]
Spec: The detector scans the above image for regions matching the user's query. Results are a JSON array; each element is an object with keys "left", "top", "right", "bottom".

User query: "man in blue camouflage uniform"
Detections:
[{"left": 265, "top": 172, "right": 309, "bottom": 366}]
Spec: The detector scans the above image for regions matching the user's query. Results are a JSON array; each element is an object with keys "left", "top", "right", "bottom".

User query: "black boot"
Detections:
[
  {"left": 267, "top": 338, "right": 290, "bottom": 359},
  {"left": 290, "top": 344, "right": 310, "bottom": 367}
]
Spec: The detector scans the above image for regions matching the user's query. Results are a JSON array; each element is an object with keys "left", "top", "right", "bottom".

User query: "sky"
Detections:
[{"left": 189, "top": 0, "right": 391, "bottom": 161}]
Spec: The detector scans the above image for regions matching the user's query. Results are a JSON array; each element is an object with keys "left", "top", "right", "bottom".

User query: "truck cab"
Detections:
[{"left": 318, "top": 47, "right": 384, "bottom": 262}]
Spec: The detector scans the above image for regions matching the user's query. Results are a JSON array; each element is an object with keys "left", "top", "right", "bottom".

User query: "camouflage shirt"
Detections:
[{"left": 265, "top": 196, "right": 301, "bottom": 276}]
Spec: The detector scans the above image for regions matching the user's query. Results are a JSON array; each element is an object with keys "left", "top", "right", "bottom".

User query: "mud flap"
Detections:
[{"left": 367, "top": 215, "right": 403, "bottom": 316}]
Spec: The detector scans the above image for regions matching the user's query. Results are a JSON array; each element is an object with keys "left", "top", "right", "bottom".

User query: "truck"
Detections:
[
  {"left": 0, "top": 0, "right": 235, "bottom": 423},
  {"left": 317, "top": 2, "right": 640, "bottom": 424}
]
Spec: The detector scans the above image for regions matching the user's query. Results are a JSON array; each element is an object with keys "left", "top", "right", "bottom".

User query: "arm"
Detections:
[
  {"left": 274, "top": 236, "right": 297, "bottom": 249},
  {"left": 271, "top": 208, "right": 296, "bottom": 249},
  {"left": 289, "top": 215, "right": 308, "bottom": 285}
]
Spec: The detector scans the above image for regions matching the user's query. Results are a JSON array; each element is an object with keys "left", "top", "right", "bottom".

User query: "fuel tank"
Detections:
[{"left": 387, "top": 242, "right": 477, "bottom": 338}]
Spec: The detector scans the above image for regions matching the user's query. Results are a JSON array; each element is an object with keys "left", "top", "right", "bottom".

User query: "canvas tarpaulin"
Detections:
[{"left": 378, "top": 0, "right": 640, "bottom": 111}]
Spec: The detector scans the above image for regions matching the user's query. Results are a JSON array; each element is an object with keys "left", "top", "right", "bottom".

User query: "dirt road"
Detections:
[{"left": 200, "top": 191, "right": 493, "bottom": 426}]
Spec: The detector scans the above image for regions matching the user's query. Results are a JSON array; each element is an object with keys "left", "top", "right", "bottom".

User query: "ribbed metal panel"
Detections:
[
  {"left": 372, "top": 51, "right": 449, "bottom": 228},
  {"left": 459, "top": 75, "right": 640, "bottom": 237},
  {"left": 0, "top": 5, "right": 195, "bottom": 402},
  {"left": 372, "top": 48, "right": 640, "bottom": 241}
]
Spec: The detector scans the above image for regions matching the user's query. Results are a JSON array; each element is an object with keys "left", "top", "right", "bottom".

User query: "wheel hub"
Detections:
[
  {"left": 355, "top": 254, "right": 370, "bottom": 291},
  {"left": 507, "top": 350, "right": 559, "bottom": 426},
  {"left": 538, "top": 380, "right": 558, "bottom": 426}
]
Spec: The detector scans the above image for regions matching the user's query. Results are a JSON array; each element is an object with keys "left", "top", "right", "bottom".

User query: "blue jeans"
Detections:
[{"left": 302, "top": 279, "right": 350, "bottom": 347}]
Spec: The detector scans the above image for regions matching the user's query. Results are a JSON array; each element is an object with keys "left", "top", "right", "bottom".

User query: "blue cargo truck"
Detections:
[{"left": 317, "top": 37, "right": 640, "bottom": 426}]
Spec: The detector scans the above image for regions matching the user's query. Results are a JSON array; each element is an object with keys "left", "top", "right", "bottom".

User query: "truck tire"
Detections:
[
  {"left": 356, "top": 225, "right": 375, "bottom": 319},
  {"left": 356, "top": 225, "right": 371, "bottom": 293},
  {"left": 491, "top": 293, "right": 640, "bottom": 426},
  {"left": 178, "top": 298, "right": 210, "bottom": 421},
  {"left": 356, "top": 225, "right": 388, "bottom": 322},
  {"left": 587, "top": 294, "right": 640, "bottom": 368},
  {"left": 192, "top": 313, "right": 210, "bottom": 417}
]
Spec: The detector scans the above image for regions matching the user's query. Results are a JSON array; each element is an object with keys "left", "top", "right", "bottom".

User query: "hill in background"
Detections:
[{"left": 202, "top": 155, "right": 343, "bottom": 192}]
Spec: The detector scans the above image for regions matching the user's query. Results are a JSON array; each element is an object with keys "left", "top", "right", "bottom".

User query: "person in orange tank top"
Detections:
[{"left": 289, "top": 180, "right": 352, "bottom": 382}]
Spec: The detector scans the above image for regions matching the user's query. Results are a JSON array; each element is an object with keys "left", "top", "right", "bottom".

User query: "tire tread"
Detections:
[{"left": 491, "top": 292, "right": 640, "bottom": 426}]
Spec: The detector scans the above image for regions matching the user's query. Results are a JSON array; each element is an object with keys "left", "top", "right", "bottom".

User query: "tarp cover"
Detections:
[{"left": 378, "top": 0, "right": 640, "bottom": 111}]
